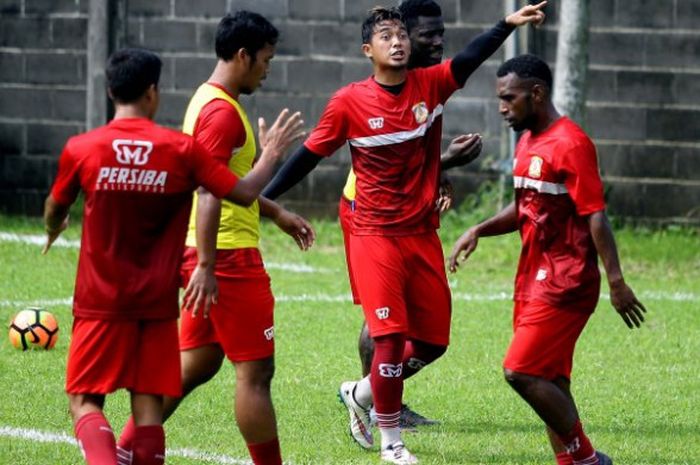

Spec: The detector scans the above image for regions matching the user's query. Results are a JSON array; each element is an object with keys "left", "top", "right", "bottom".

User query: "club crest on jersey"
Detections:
[
  {"left": 368, "top": 117, "right": 384, "bottom": 129},
  {"left": 412, "top": 101, "right": 429, "bottom": 124},
  {"left": 113, "top": 139, "right": 153, "bottom": 166},
  {"left": 528, "top": 155, "right": 544, "bottom": 179},
  {"left": 375, "top": 306, "right": 390, "bottom": 320}
]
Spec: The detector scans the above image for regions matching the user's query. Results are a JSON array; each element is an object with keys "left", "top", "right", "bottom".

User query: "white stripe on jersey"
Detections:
[
  {"left": 513, "top": 176, "right": 568, "bottom": 195},
  {"left": 348, "top": 104, "right": 444, "bottom": 148}
]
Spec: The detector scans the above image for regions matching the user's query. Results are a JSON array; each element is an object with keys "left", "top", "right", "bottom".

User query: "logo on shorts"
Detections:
[
  {"left": 368, "top": 117, "right": 384, "bottom": 129},
  {"left": 263, "top": 326, "right": 274, "bottom": 341},
  {"left": 535, "top": 268, "right": 547, "bottom": 281},
  {"left": 378, "top": 363, "right": 403, "bottom": 378},
  {"left": 412, "top": 102, "right": 429, "bottom": 124},
  {"left": 375, "top": 307, "right": 390, "bottom": 320},
  {"left": 113, "top": 139, "right": 153, "bottom": 166},
  {"left": 528, "top": 155, "right": 544, "bottom": 179},
  {"left": 406, "top": 357, "right": 427, "bottom": 371}
]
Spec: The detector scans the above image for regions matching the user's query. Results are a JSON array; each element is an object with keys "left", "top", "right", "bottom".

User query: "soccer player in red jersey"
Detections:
[
  {"left": 42, "top": 48, "right": 303, "bottom": 465},
  {"left": 262, "top": 3, "right": 547, "bottom": 463},
  {"left": 116, "top": 12, "right": 314, "bottom": 465},
  {"left": 350, "top": 0, "right": 483, "bottom": 428},
  {"left": 449, "top": 54, "right": 647, "bottom": 465}
]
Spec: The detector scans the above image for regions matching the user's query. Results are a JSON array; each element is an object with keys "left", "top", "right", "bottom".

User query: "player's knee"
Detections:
[
  {"left": 237, "top": 357, "right": 275, "bottom": 389},
  {"left": 503, "top": 368, "right": 530, "bottom": 390}
]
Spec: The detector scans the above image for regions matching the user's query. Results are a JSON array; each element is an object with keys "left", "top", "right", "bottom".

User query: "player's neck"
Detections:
[
  {"left": 209, "top": 62, "right": 241, "bottom": 99},
  {"left": 530, "top": 106, "right": 561, "bottom": 135},
  {"left": 373, "top": 66, "right": 407, "bottom": 86},
  {"left": 113, "top": 105, "right": 151, "bottom": 120}
]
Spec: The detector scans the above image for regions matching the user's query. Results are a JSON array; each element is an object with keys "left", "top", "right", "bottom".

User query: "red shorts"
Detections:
[
  {"left": 338, "top": 197, "right": 361, "bottom": 305},
  {"left": 66, "top": 317, "right": 181, "bottom": 397},
  {"left": 503, "top": 300, "right": 592, "bottom": 380},
  {"left": 180, "top": 248, "right": 275, "bottom": 362},
  {"left": 349, "top": 231, "right": 451, "bottom": 346}
]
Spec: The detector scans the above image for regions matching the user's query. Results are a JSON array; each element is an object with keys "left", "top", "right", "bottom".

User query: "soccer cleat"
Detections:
[
  {"left": 399, "top": 404, "right": 440, "bottom": 427},
  {"left": 338, "top": 381, "right": 373, "bottom": 449},
  {"left": 381, "top": 441, "right": 418, "bottom": 465},
  {"left": 595, "top": 451, "right": 613, "bottom": 465}
]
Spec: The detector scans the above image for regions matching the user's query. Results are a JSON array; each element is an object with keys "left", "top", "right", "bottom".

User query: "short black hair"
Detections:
[
  {"left": 216, "top": 10, "right": 279, "bottom": 62},
  {"left": 497, "top": 54, "right": 553, "bottom": 90},
  {"left": 106, "top": 48, "right": 162, "bottom": 103},
  {"left": 362, "top": 6, "right": 403, "bottom": 44},
  {"left": 398, "top": 0, "right": 442, "bottom": 33}
]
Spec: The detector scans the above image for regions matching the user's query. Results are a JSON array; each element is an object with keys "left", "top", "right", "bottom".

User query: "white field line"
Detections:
[
  {"left": 0, "top": 426, "right": 255, "bottom": 465},
  {"left": 1, "top": 291, "right": 697, "bottom": 309},
  {"left": 0, "top": 232, "right": 328, "bottom": 273}
]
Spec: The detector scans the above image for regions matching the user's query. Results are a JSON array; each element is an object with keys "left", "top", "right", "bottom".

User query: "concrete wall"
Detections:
[{"left": 1, "top": 0, "right": 698, "bottom": 224}]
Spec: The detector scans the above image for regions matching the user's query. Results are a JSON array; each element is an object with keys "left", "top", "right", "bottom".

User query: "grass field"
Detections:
[{"left": 0, "top": 210, "right": 698, "bottom": 465}]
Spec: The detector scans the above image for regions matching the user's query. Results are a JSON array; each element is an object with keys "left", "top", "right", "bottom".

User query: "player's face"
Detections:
[
  {"left": 497, "top": 73, "right": 536, "bottom": 132},
  {"left": 365, "top": 20, "right": 410, "bottom": 69},
  {"left": 408, "top": 15, "right": 445, "bottom": 68},
  {"left": 241, "top": 43, "right": 275, "bottom": 95}
]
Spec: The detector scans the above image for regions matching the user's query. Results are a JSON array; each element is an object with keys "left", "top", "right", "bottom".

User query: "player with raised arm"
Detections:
[
  {"left": 351, "top": 0, "right": 483, "bottom": 428},
  {"left": 262, "top": 3, "right": 546, "bottom": 463},
  {"left": 449, "top": 54, "right": 647, "bottom": 465},
  {"left": 115, "top": 12, "right": 314, "bottom": 465},
  {"left": 43, "top": 47, "right": 303, "bottom": 465}
]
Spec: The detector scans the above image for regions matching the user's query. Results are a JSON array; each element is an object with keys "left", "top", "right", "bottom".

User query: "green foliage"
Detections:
[{"left": 0, "top": 216, "right": 698, "bottom": 464}]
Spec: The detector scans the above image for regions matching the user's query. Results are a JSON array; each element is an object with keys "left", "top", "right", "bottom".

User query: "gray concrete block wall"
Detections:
[
  {"left": 0, "top": 0, "right": 86, "bottom": 214},
  {"left": 0, "top": 0, "right": 699, "bottom": 224}
]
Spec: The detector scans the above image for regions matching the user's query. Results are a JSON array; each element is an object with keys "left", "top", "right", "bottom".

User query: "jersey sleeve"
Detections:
[
  {"left": 559, "top": 139, "right": 606, "bottom": 216},
  {"left": 193, "top": 100, "right": 246, "bottom": 164},
  {"left": 303, "top": 91, "right": 349, "bottom": 157},
  {"left": 423, "top": 59, "right": 460, "bottom": 104},
  {"left": 189, "top": 139, "right": 239, "bottom": 198},
  {"left": 50, "top": 141, "right": 81, "bottom": 206}
]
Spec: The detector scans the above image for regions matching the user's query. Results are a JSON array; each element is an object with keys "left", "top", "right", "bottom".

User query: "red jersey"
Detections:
[
  {"left": 305, "top": 60, "right": 460, "bottom": 235},
  {"left": 50, "top": 117, "right": 238, "bottom": 321},
  {"left": 513, "top": 117, "right": 606, "bottom": 311}
]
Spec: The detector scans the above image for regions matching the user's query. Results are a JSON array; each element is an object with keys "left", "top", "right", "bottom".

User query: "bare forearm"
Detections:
[
  {"left": 258, "top": 196, "right": 282, "bottom": 220},
  {"left": 225, "top": 152, "right": 278, "bottom": 206},
  {"left": 195, "top": 190, "right": 221, "bottom": 269},
  {"left": 44, "top": 195, "right": 70, "bottom": 233},
  {"left": 589, "top": 211, "right": 624, "bottom": 286},
  {"left": 475, "top": 201, "right": 518, "bottom": 237}
]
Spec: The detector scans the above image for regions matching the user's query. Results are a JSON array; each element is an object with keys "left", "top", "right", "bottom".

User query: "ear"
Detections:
[
  {"left": 362, "top": 43, "right": 373, "bottom": 60},
  {"left": 531, "top": 84, "right": 546, "bottom": 103},
  {"left": 235, "top": 47, "right": 250, "bottom": 63}
]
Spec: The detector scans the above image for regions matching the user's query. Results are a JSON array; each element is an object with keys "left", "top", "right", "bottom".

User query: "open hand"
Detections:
[
  {"left": 442, "top": 133, "right": 482, "bottom": 169},
  {"left": 182, "top": 265, "right": 218, "bottom": 319},
  {"left": 258, "top": 109, "right": 305, "bottom": 162},
  {"left": 42, "top": 215, "right": 69, "bottom": 255},
  {"left": 609, "top": 280, "right": 647, "bottom": 329},
  {"left": 274, "top": 209, "right": 316, "bottom": 251},
  {"left": 448, "top": 227, "right": 480, "bottom": 273}
]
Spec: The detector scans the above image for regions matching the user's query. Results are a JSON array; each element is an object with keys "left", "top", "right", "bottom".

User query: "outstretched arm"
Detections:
[
  {"left": 261, "top": 145, "right": 323, "bottom": 200},
  {"left": 448, "top": 201, "right": 517, "bottom": 272},
  {"left": 588, "top": 211, "right": 646, "bottom": 328},
  {"left": 450, "top": 1, "right": 547, "bottom": 86}
]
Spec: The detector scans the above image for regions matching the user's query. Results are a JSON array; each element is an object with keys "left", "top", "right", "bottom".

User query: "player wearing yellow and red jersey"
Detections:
[
  {"left": 114, "top": 13, "right": 312, "bottom": 465},
  {"left": 44, "top": 47, "right": 303, "bottom": 465},
  {"left": 449, "top": 55, "right": 647, "bottom": 465}
]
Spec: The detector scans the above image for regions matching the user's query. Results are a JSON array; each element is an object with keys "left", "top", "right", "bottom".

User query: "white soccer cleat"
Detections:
[
  {"left": 381, "top": 441, "right": 418, "bottom": 465},
  {"left": 338, "top": 381, "right": 374, "bottom": 449}
]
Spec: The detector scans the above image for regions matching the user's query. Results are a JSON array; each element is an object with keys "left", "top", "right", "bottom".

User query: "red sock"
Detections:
[
  {"left": 556, "top": 451, "right": 574, "bottom": 465},
  {"left": 371, "top": 333, "right": 406, "bottom": 428},
  {"left": 247, "top": 437, "right": 282, "bottom": 465},
  {"left": 132, "top": 425, "right": 165, "bottom": 465},
  {"left": 74, "top": 412, "right": 117, "bottom": 465},
  {"left": 116, "top": 416, "right": 136, "bottom": 465},
  {"left": 558, "top": 420, "right": 597, "bottom": 464},
  {"left": 401, "top": 339, "right": 447, "bottom": 380}
]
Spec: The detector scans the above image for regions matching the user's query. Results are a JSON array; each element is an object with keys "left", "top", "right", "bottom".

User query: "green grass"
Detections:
[{"left": 0, "top": 213, "right": 698, "bottom": 465}]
